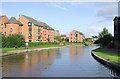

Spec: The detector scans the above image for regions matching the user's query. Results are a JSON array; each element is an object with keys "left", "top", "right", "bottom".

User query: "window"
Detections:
[
  {"left": 38, "top": 36, "right": 40, "bottom": 39},
  {"left": 29, "top": 40, "right": 31, "bottom": 42},
  {"left": 45, "top": 34, "right": 46, "bottom": 38},
  {"left": 41, "top": 33, "right": 42, "bottom": 37},
  {"left": 38, "top": 27, "right": 40, "bottom": 32},
  {"left": 45, "top": 29, "right": 46, "bottom": 32},
  {"left": 71, "top": 34, "right": 72, "bottom": 36},
  {"left": 29, "top": 32, "right": 32, "bottom": 36},
  {"left": 48, "top": 35, "right": 50, "bottom": 38},
  {"left": 21, "top": 26, "right": 22, "bottom": 30},
  {"left": 41, "top": 27, "right": 42, "bottom": 31},
  {"left": 19, "top": 26, "right": 20, "bottom": 29},
  {"left": 1, "top": 24, "right": 3, "bottom": 29},
  {"left": 28, "top": 22, "right": 32, "bottom": 31},
  {"left": 5, "top": 24, "right": 6, "bottom": 28},
  {"left": 29, "top": 26, "right": 32, "bottom": 31},
  {"left": 48, "top": 30, "right": 50, "bottom": 32},
  {"left": 5, "top": 32, "right": 6, "bottom": 36},
  {"left": 71, "top": 37, "right": 72, "bottom": 39},
  {"left": 28, "top": 22, "right": 32, "bottom": 26},
  {"left": 10, "top": 28, "right": 13, "bottom": 32}
]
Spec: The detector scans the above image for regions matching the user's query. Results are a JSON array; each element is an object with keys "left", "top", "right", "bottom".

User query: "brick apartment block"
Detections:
[
  {"left": 69, "top": 30, "right": 86, "bottom": 43},
  {"left": 0, "top": 15, "right": 57, "bottom": 42}
]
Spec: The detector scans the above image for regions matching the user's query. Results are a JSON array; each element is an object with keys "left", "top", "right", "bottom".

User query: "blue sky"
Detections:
[{"left": 1, "top": 2, "right": 118, "bottom": 37}]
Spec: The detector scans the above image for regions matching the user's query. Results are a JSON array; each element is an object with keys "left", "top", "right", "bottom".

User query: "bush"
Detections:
[
  {"left": 2, "top": 34, "right": 7, "bottom": 48},
  {"left": 6, "top": 34, "right": 25, "bottom": 48},
  {"left": 28, "top": 42, "right": 59, "bottom": 47},
  {"left": 100, "top": 33, "right": 113, "bottom": 46}
]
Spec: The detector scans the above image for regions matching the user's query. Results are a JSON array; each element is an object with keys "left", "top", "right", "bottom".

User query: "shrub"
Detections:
[
  {"left": 6, "top": 34, "right": 25, "bottom": 48},
  {"left": 100, "top": 33, "right": 113, "bottom": 46},
  {"left": 28, "top": 42, "right": 59, "bottom": 47},
  {"left": 2, "top": 34, "right": 7, "bottom": 48}
]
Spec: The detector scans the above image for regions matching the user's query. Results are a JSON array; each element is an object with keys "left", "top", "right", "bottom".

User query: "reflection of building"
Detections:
[
  {"left": 113, "top": 16, "right": 120, "bottom": 49},
  {"left": 69, "top": 30, "right": 86, "bottom": 42},
  {"left": 61, "top": 34, "right": 66, "bottom": 39},
  {"left": 69, "top": 46, "right": 83, "bottom": 60}
]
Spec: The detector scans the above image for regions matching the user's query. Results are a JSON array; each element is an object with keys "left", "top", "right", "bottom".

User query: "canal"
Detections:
[{"left": 2, "top": 45, "right": 120, "bottom": 77}]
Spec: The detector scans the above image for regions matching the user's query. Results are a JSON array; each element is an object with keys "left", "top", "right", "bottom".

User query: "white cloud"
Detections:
[
  {"left": 46, "top": 2, "right": 67, "bottom": 10},
  {"left": 83, "top": 26, "right": 114, "bottom": 37}
]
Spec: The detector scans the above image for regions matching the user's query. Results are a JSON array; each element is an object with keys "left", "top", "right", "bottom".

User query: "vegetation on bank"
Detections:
[
  {"left": 1, "top": 42, "right": 84, "bottom": 52},
  {"left": 95, "top": 28, "right": 114, "bottom": 48},
  {"left": 1, "top": 34, "right": 25, "bottom": 48},
  {"left": 93, "top": 47, "right": 120, "bottom": 64}
]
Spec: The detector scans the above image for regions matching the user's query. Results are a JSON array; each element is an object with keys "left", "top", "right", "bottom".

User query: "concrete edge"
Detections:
[{"left": 91, "top": 50, "right": 120, "bottom": 71}]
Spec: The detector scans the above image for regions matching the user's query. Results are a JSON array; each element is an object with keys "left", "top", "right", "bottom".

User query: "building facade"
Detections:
[
  {"left": 113, "top": 16, "right": 120, "bottom": 49},
  {"left": 0, "top": 15, "right": 8, "bottom": 34},
  {"left": 69, "top": 30, "right": 85, "bottom": 43},
  {"left": 61, "top": 34, "right": 66, "bottom": 39},
  {"left": 54, "top": 30, "right": 60, "bottom": 37},
  {"left": 0, "top": 15, "right": 56, "bottom": 42}
]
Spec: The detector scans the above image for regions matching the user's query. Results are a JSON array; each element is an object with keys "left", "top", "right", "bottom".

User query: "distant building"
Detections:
[
  {"left": 61, "top": 34, "right": 66, "bottom": 39},
  {"left": 54, "top": 30, "right": 60, "bottom": 37},
  {"left": 113, "top": 16, "right": 120, "bottom": 49},
  {"left": 69, "top": 30, "right": 85, "bottom": 43}
]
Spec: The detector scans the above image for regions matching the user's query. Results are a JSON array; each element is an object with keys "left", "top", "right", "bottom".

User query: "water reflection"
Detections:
[
  {"left": 2, "top": 45, "right": 120, "bottom": 77},
  {"left": 69, "top": 46, "right": 83, "bottom": 61},
  {"left": 2, "top": 49, "right": 55, "bottom": 77}
]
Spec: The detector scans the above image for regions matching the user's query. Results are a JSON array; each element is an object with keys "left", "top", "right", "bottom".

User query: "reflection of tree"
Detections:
[{"left": 2, "top": 54, "right": 25, "bottom": 66}]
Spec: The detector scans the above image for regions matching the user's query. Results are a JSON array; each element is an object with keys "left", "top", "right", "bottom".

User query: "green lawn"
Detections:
[
  {"left": 93, "top": 48, "right": 120, "bottom": 64},
  {"left": 0, "top": 44, "right": 66, "bottom": 52},
  {"left": 1, "top": 43, "right": 85, "bottom": 52}
]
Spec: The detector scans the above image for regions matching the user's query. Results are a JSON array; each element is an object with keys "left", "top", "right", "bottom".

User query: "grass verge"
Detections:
[
  {"left": 93, "top": 47, "right": 120, "bottom": 64},
  {"left": 1, "top": 43, "right": 84, "bottom": 52}
]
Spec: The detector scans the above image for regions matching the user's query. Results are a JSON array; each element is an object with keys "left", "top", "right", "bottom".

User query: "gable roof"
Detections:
[
  {"left": 0, "top": 15, "right": 6, "bottom": 19},
  {"left": 5, "top": 17, "right": 23, "bottom": 25},
  {"left": 61, "top": 35, "right": 66, "bottom": 37},
  {"left": 23, "top": 15, "right": 45, "bottom": 27},
  {"left": 73, "top": 30, "right": 84, "bottom": 35},
  {"left": 23, "top": 15, "right": 54, "bottom": 30}
]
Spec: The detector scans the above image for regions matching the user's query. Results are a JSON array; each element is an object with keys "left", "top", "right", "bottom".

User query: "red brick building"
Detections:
[
  {"left": 69, "top": 30, "right": 85, "bottom": 43},
  {"left": 0, "top": 15, "right": 57, "bottom": 42}
]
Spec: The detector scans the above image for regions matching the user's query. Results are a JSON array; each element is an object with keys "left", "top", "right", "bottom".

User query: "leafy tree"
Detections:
[
  {"left": 6, "top": 34, "right": 25, "bottom": 48},
  {"left": 65, "top": 37, "right": 69, "bottom": 42},
  {"left": 99, "top": 27, "right": 109, "bottom": 39},
  {"left": 54, "top": 36, "right": 62, "bottom": 42},
  {"left": 47, "top": 38, "right": 50, "bottom": 43},
  {"left": 1, "top": 34, "right": 7, "bottom": 48}
]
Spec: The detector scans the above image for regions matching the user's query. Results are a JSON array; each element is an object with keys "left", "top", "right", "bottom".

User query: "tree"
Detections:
[
  {"left": 54, "top": 36, "right": 62, "bottom": 42},
  {"left": 99, "top": 27, "right": 109, "bottom": 39},
  {"left": 47, "top": 38, "right": 50, "bottom": 43},
  {"left": 6, "top": 34, "right": 25, "bottom": 48}
]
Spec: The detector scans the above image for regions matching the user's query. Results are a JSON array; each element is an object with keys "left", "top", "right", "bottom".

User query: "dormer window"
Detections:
[{"left": 28, "top": 22, "right": 32, "bottom": 26}]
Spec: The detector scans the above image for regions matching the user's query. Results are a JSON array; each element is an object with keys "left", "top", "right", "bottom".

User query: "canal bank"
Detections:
[
  {"left": 91, "top": 48, "right": 120, "bottom": 71},
  {"left": 1, "top": 45, "right": 85, "bottom": 56}
]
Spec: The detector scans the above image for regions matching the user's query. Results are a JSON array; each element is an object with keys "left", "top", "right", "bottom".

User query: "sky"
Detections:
[{"left": 1, "top": 2, "right": 118, "bottom": 37}]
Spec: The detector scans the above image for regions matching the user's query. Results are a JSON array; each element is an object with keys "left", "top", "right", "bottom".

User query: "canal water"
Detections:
[{"left": 2, "top": 45, "right": 120, "bottom": 77}]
